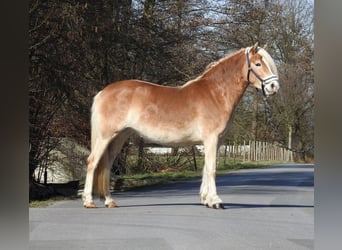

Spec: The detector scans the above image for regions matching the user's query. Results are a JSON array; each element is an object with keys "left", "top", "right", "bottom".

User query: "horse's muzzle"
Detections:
[{"left": 263, "top": 80, "right": 279, "bottom": 96}]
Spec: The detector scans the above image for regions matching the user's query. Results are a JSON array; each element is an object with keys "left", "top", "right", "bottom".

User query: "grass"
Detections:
[
  {"left": 217, "top": 159, "right": 284, "bottom": 173},
  {"left": 113, "top": 159, "right": 285, "bottom": 190},
  {"left": 29, "top": 196, "right": 76, "bottom": 208}
]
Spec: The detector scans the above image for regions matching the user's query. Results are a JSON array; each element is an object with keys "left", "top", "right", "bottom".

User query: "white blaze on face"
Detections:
[
  {"left": 259, "top": 48, "right": 280, "bottom": 96},
  {"left": 262, "top": 61, "right": 279, "bottom": 96}
]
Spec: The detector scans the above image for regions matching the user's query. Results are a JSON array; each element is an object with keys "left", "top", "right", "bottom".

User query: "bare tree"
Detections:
[{"left": 267, "top": 0, "right": 314, "bottom": 160}]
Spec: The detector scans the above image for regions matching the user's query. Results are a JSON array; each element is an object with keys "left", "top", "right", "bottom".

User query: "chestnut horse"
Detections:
[{"left": 83, "top": 43, "right": 279, "bottom": 209}]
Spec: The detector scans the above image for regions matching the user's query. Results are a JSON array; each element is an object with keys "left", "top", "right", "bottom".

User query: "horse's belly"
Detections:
[
  {"left": 127, "top": 102, "right": 202, "bottom": 145},
  {"left": 133, "top": 125, "right": 201, "bottom": 146}
]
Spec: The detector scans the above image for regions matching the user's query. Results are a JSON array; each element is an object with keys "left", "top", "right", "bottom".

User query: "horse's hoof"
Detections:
[
  {"left": 105, "top": 201, "right": 117, "bottom": 208},
  {"left": 213, "top": 203, "right": 225, "bottom": 209},
  {"left": 84, "top": 202, "right": 96, "bottom": 208},
  {"left": 204, "top": 202, "right": 224, "bottom": 209}
]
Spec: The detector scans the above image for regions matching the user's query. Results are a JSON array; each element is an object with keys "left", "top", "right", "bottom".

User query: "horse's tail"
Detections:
[
  {"left": 89, "top": 91, "right": 110, "bottom": 199},
  {"left": 93, "top": 151, "right": 110, "bottom": 199}
]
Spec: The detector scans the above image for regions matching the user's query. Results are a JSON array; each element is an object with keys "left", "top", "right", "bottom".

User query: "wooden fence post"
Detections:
[{"left": 243, "top": 140, "right": 246, "bottom": 161}]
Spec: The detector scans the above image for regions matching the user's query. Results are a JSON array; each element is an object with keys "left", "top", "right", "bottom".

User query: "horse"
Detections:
[{"left": 82, "top": 43, "right": 279, "bottom": 209}]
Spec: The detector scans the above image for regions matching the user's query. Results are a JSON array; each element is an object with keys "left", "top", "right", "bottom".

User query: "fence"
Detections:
[
  {"left": 220, "top": 140, "right": 293, "bottom": 162},
  {"left": 144, "top": 140, "right": 293, "bottom": 162}
]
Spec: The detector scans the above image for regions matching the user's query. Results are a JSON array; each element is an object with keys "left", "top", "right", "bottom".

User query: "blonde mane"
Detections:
[
  {"left": 182, "top": 47, "right": 278, "bottom": 88},
  {"left": 182, "top": 49, "right": 243, "bottom": 87},
  {"left": 202, "top": 49, "right": 243, "bottom": 76}
]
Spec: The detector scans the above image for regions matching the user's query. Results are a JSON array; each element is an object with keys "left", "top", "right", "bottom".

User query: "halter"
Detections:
[{"left": 245, "top": 48, "right": 278, "bottom": 96}]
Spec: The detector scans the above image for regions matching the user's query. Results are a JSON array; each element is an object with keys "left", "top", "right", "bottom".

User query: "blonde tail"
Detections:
[
  {"left": 93, "top": 150, "right": 110, "bottom": 199},
  {"left": 89, "top": 90, "right": 110, "bottom": 199}
]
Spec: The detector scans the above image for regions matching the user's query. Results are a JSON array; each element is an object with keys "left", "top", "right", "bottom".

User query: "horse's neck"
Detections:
[{"left": 202, "top": 51, "right": 249, "bottom": 104}]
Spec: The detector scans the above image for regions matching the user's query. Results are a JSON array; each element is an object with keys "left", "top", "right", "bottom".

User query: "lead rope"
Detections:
[{"left": 262, "top": 96, "right": 314, "bottom": 154}]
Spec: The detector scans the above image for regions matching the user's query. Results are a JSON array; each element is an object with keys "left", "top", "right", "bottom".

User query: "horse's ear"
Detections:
[
  {"left": 250, "top": 42, "right": 259, "bottom": 54},
  {"left": 263, "top": 43, "right": 268, "bottom": 49}
]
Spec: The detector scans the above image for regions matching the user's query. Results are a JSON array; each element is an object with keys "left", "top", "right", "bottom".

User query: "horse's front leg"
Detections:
[{"left": 200, "top": 137, "right": 224, "bottom": 209}]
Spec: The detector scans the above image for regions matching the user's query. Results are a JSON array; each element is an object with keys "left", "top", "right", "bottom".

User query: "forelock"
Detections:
[{"left": 257, "top": 48, "right": 278, "bottom": 76}]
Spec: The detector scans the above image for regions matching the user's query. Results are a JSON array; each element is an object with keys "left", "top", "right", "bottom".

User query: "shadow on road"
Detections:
[
  {"left": 112, "top": 164, "right": 314, "bottom": 200},
  {"left": 262, "top": 164, "right": 314, "bottom": 169},
  {"left": 116, "top": 202, "right": 313, "bottom": 209},
  {"left": 223, "top": 202, "right": 314, "bottom": 209},
  {"left": 217, "top": 165, "right": 314, "bottom": 187}
]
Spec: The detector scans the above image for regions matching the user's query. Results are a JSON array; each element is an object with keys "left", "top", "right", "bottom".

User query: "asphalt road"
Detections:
[{"left": 29, "top": 164, "right": 314, "bottom": 250}]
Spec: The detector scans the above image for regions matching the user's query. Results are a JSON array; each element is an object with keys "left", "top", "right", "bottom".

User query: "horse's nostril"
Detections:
[{"left": 271, "top": 83, "right": 275, "bottom": 89}]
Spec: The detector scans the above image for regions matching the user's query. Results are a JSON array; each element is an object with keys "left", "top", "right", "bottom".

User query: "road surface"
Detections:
[{"left": 30, "top": 164, "right": 314, "bottom": 250}]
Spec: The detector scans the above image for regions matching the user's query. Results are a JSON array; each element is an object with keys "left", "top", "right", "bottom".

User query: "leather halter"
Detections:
[{"left": 245, "top": 48, "right": 278, "bottom": 96}]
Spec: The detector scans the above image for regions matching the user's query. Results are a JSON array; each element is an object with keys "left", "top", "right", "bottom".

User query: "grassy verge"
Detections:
[
  {"left": 217, "top": 159, "right": 285, "bottom": 174},
  {"left": 112, "top": 159, "right": 285, "bottom": 191}
]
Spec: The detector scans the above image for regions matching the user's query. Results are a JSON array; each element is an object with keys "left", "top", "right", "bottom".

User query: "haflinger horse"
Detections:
[{"left": 82, "top": 42, "right": 279, "bottom": 209}]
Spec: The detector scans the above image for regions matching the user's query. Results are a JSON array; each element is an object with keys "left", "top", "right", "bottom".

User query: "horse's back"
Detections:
[{"left": 98, "top": 79, "right": 189, "bottom": 109}]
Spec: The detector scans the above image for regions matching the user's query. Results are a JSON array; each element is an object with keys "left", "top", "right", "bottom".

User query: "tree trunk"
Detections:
[
  {"left": 137, "top": 137, "right": 144, "bottom": 172},
  {"left": 251, "top": 90, "right": 258, "bottom": 140},
  {"left": 287, "top": 125, "right": 293, "bottom": 162},
  {"left": 191, "top": 146, "right": 197, "bottom": 171},
  {"left": 143, "top": 0, "right": 155, "bottom": 25}
]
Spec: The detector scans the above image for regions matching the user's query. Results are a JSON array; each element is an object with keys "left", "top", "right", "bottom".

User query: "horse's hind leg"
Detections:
[
  {"left": 83, "top": 138, "right": 110, "bottom": 208},
  {"left": 102, "top": 130, "right": 131, "bottom": 208}
]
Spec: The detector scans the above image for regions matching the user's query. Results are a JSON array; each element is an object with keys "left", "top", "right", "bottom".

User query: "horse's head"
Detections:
[{"left": 245, "top": 43, "right": 280, "bottom": 96}]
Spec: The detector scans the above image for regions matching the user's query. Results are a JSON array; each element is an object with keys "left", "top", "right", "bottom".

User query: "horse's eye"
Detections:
[{"left": 255, "top": 62, "right": 262, "bottom": 67}]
